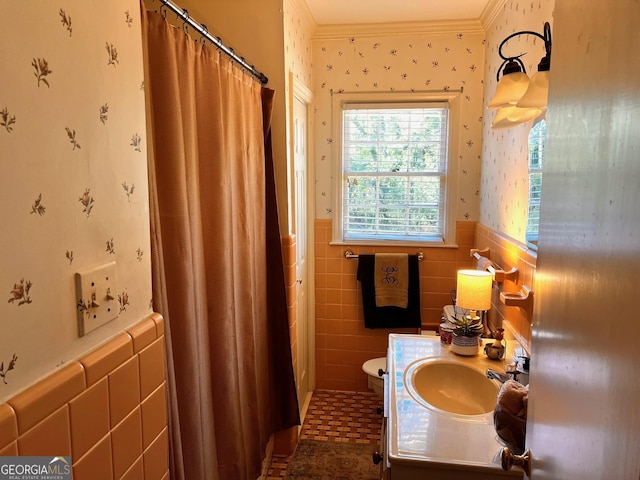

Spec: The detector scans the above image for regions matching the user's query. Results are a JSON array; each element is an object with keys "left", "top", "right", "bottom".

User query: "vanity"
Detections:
[{"left": 381, "top": 334, "right": 524, "bottom": 479}]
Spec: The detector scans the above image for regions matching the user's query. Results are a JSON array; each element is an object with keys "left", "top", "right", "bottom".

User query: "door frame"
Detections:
[{"left": 288, "top": 72, "right": 315, "bottom": 414}]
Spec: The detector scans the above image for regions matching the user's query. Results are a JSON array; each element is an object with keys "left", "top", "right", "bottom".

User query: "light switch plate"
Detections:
[{"left": 75, "top": 261, "right": 118, "bottom": 337}]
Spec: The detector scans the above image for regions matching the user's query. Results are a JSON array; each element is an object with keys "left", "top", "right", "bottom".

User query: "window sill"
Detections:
[{"left": 329, "top": 240, "right": 459, "bottom": 249}]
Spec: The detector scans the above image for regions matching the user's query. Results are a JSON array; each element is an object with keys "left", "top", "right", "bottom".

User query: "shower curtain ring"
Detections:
[
  {"left": 181, "top": 9, "right": 190, "bottom": 34},
  {"left": 159, "top": 1, "right": 168, "bottom": 20},
  {"left": 199, "top": 24, "right": 208, "bottom": 45}
]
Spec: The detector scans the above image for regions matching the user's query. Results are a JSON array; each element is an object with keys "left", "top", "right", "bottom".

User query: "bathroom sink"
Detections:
[{"left": 405, "top": 359, "right": 500, "bottom": 416}]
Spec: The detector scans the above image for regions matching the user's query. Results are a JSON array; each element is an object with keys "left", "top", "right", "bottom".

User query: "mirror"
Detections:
[{"left": 526, "top": 119, "right": 546, "bottom": 249}]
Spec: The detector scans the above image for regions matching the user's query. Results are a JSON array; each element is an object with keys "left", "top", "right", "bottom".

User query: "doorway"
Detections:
[{"left": 291, "top": 74, "right": 315, "bottom": 419}]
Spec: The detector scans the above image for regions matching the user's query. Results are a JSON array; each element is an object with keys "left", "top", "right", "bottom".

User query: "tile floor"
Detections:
[{"left": 266, "top": 390, "right": 383, "bottom": 479}]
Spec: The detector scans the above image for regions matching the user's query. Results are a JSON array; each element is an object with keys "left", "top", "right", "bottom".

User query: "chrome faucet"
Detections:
[
  {"left": 486, "top": 349, "right": 530, "bottom": 384},
  {"left": 486, "top": 368, "right": 510, "bottom": 383}
]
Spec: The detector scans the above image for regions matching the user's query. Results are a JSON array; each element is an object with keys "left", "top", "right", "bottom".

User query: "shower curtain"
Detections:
[{"left": 141, "top": 5, "right": 299, "bottom": 480}]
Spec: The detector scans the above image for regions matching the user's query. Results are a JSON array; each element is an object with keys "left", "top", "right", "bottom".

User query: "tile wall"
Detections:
[
  {"left": 0, "top": 313, "right": 168, "bottom": 480},
  {"left": 282, "top": 234, "right": 299, "bottom": 384},
  {"left": 314, "top": 219, "right": 476, "bottom": 392},
  {"left": 475, "top": 223, "right": 537, "bottom": 352},
  {"left": 273, "top": 234, "right": 301, "bottom": 456}
]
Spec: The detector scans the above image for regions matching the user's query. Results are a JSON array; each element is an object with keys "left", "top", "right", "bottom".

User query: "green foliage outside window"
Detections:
[
  {"left": 342, "top": 106, "right": 448, "bottom": 241},
  {"left": 526, "top": 120, "right": 546, "bottom": 244}
]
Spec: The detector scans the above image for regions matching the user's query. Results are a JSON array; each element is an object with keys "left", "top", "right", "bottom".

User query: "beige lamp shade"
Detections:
[
  {"left": 456, "top": 270, "right": 492, "bottom": 311},
  {"left": 517, "top": 70, "right": 550, "bottom": 109},
  {"left": 488, "top": 71, "right": 530, "bottom": 109},
  {"left": 491, "top": 105, "right": 543, "bottom": 129}
]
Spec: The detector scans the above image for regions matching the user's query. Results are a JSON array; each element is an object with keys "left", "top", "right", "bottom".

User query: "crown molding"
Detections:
[
  {"left": 480, "top": 0, "right": 506, "bottom": 30},
  {"left": 313, "top": 18, "right": 485, "bottom": 40},
  {"left": 286, "top": 0, "right": 318, "bottom": 37}
]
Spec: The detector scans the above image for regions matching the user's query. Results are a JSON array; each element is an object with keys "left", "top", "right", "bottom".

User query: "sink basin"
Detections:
[{"left": 405, "top": 359, "right": 500, "bottom": 417}]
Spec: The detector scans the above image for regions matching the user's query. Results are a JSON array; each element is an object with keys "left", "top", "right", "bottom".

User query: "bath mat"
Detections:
[{"left": 286, "top": 440, "right": 380, "bottom": 480}]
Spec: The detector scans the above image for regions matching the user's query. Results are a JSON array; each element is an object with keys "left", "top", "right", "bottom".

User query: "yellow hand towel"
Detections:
[{"left": 374, "top": 253, "right": 409, "bottom": 308}]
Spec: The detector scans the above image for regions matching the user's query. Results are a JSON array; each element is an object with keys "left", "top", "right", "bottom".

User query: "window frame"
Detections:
[{"left": 331, "top": 91, "right": 461, "bottom": 246}]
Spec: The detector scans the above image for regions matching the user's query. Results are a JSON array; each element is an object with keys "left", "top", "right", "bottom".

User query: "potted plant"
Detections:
[{"left": 450, "top": 312, "right": 484, "bottom": 355}]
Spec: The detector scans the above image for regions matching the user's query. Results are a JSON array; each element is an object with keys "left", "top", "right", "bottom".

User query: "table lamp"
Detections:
[{"left": 456, "top": 269, "right": 493, "bottom": 329}]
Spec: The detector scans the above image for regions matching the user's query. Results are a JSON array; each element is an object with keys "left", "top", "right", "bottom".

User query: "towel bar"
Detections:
[{"left": 344, "top": 250, "right": 424, "bottom": 261}]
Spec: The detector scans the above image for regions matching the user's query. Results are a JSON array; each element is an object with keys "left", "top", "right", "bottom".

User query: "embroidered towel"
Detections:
[
  {"left": 357, "top": 255, "right": 421, "bottom": 329},
  {"left": 374, "top": 253, "right": 409, "bottom": 308}
]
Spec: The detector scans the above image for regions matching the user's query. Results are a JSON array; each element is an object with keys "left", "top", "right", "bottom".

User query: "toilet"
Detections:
[
  {"left": 362, "top": 357, "right": 387, "bottom": 399},
  {"left": 362, "top": 333, "right": 436, "bottom": 399}
]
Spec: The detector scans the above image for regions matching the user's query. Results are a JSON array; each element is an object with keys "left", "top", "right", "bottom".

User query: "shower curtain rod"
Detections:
[{"left": 156, "top": 0, "right": 269, "bottom": 85}]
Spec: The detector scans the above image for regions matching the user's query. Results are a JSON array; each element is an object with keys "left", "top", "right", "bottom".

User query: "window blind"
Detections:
[{"left": 341, "top": 104, "right": 449, "bottom": 242}]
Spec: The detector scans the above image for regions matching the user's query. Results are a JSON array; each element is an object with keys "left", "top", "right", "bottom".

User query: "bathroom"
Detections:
[{"left": 0, "top": 0, "right": 639, "bottom": 479}]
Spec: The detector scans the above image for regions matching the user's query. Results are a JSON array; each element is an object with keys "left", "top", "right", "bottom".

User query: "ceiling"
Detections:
[{"left": 302, "top": 0, "right": 494, "bottom": 25}]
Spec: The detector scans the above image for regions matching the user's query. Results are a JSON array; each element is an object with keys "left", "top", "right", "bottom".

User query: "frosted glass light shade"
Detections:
[
  {"left": 517, "top": 70, "right": 550, "bottom": 109},
  {"left": 491, "top": 105, "right": 542, "bottom": 129},
  {"left": 456, "top": 270, "right": 492, "bottom": 312},
  {"left": 488, "top": 71, "right": 530, "bottom": 109}
]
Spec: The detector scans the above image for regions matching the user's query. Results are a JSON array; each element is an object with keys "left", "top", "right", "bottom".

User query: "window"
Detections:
[
  {"left": 333, "top": 96, "right": 458, "bottom": 245},
  {"left": 526, "top": 119, "right": 546, "bottom": 246}
]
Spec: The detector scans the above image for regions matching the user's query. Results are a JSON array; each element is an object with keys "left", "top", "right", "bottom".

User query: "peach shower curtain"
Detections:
[{"left": 142, "top": 6, "right": 299, "bottom": 480}]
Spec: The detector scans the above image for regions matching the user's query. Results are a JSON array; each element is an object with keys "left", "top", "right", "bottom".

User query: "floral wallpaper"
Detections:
[
  {"left": 0, "top": 0, "right": 151, "bottom": 401},
  {"left": 312, "top": 25, "right": 486, "bottom": 224},
  {"left": 480, "top": 0, "right": 555, "bottom": 243},
  {"left": 284, "top": 0, "right": 314, "bottom": 88}
]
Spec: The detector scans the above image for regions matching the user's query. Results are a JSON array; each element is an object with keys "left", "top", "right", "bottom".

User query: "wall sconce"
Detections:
[{"left": 489, "top": 22, "right": 552, "bottom": 129}]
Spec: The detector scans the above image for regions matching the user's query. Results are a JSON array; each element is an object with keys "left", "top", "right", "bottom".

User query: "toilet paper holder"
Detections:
[{"left": 470, "top": 248, "right": 518, "bottom": 284}]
